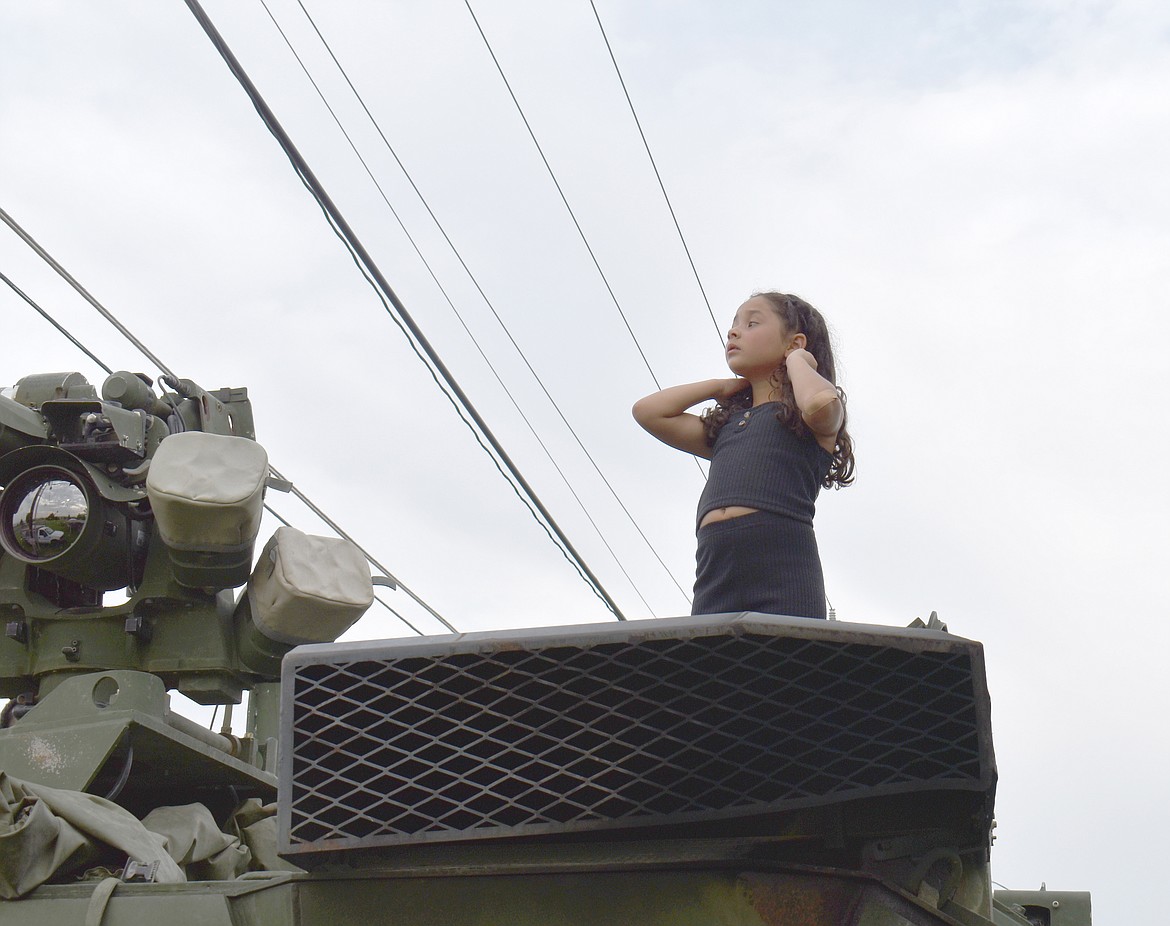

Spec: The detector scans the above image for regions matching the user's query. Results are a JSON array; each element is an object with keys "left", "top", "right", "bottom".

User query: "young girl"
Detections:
[{"left": 632, "top": 292, "right": 853, "bottom": 619}]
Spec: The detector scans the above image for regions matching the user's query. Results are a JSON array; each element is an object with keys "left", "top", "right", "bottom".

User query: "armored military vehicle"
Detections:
[{"left": 0, "top": 369, "right": 1089, "bottom": 925}]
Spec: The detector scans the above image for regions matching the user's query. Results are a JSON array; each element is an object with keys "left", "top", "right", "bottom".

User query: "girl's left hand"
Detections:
[{"left": 785, "top": 347, "right": 818, "bottom": 371}]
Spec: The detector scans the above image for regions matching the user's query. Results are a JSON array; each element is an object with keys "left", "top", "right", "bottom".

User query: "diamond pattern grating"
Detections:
[{"left": 278, "top": 615, "right": 992, "bottom": 857}]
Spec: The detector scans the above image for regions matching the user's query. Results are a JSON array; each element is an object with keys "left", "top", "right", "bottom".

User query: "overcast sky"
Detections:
[{"left": 2, "top": 0, "right": 1168, "bottom": 918}]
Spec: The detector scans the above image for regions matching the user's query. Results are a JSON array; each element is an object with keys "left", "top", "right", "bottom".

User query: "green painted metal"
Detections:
[
  {"left": 0, "top": 669, "right": 275, "bottom": 818},
  {"left": 0, "top": 867, "right": 990, "bottom": 926},
  {"left": 0, "top": 714, "right": 126, "bottom": 791},
  {"left": 0, "top": 873, "right": 295, "bottom": 926},
  {"left": 993, "top": 890, "right": 1092, "bottom": 926},
  {"left": 0, "top": 368, "right": 1090, "bottom": 925},
  {"left": 0, "top": 372, "right": 270, "bottom": 705}
]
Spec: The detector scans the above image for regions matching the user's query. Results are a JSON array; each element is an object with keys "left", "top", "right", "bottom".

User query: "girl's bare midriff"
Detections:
[{"left": 699, "top": 505, "right": 759, "bottom": 528}]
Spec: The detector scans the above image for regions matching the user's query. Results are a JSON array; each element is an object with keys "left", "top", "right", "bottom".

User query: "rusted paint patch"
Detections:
[{"left": 739, "top": 875, "right": 833, "bottom": 926}]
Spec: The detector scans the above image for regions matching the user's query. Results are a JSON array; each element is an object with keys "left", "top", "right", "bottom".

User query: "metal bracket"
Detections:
[
  {"left": 265, "top": 474, "right": 293, "bottom": 493},
  {"left": 124, "top": 614, "right": 153, "bottom": 643},
  {"left": 122, "top": 858, "right": 160, "bottom": 883}
]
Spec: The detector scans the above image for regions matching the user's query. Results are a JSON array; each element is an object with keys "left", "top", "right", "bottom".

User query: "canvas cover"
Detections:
[
  {"left": 248, "top": 526, "right": 373, "bottom": 645},
  {"left": 146, "top": 431, "right": 268, "bottom": 550},
  {"left": 0, "top": 773, "right": 295, "bottom": 899},
  {"left": 0, "top": 772, "right": 184, "bottom": 898}
]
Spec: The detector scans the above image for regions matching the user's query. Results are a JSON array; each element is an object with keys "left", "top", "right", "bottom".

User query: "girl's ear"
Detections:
[{"left": 790, "top": 332, "right": 808, "bottom": 351}]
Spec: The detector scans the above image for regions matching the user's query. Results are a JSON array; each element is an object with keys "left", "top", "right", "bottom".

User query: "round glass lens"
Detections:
[{"left": 7, "top": 477, "right": 88, "bottom": 560}]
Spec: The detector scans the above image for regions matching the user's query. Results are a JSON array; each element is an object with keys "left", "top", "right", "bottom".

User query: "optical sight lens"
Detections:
[{"left": 3, "top": 471, "right": 88, "bottom": 561}]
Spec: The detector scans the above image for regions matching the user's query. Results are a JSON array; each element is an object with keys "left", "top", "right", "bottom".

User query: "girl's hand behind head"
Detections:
[
  {"left": 711, "top": 377, "right": 750, "bottom": 402},
  {"left": 785, "top": 348, "right": 818, "bottom": 371}
]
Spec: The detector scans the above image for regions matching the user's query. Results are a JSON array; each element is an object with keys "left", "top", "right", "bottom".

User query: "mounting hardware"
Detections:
[
  {"left": 122, "top": 859, "right": 159, "bottom": 883},
  {"left": 124, "top": 614, "right": 153, "bottom": 642}
]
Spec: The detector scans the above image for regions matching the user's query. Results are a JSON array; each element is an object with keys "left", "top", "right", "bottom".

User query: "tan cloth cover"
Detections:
[
  {"left": 146, "top": 432, "right": 268, "bottom": 550},
  {"left": 228, "top": 799, "right": 303, "bottom": 873},
  {"left": 0, "top": 772, "right": 184, "bottom": 898},
  {"left": 0, "top": 776, "right": 296, "bottom": 897},
  {"left": 140, "top": 803, "right": 251, "bottom": 881},
  {"left": 248, "top": 526, "right": 373, "bottom": 645}
]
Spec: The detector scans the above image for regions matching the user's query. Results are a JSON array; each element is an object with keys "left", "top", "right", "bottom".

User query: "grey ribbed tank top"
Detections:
[{"left": 696, "top": 402, "right": 831, "bottom": 530}]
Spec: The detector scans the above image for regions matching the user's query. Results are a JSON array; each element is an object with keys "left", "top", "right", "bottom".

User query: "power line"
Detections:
[
  {"left": 279, "top": 1, "right": 692, "bottom": 609},
  {"left": 264, "top": 502, "right": 424, "bottom": 635},
  {"left": 0, "top": 206, "right": 174, "bottom": 380},
  {"left": 463, "top": 0, "right": 662, "bottom": 391},
  {"left": 0, "top": 217, "right": 445, "bottom": 636},
  {"left": 463, "top": 2, "right": 712, "bottom": 488},
  {"left": 293, "top": 162, "right": 629, "bottom": 622},
  {"left": 261, "top": 0, "right": 656, "bottom": 615},
  {"left": 588, "top": 0, "right": 723, "bottom": 347},
  {"left": 0, "top": 254, "right": 437, "bottom": 635},
  {"left": 183, "top": 0, "right": 627, "bottom": 621},
  {"left": 0, "top": 270, "right": 112, "bottom": 375},
  {"left": 266, "top": 465, "right": 455, "bottom": 633}
]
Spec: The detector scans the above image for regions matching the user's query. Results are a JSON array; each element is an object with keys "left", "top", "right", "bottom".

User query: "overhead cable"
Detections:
[
  {"left": 0, "top": 270, "right": 113, "bottom": 375},
  {"left": 1, "top": 206, "right": 176, "bottom": 380},
  {"left": 587, "top": 0, "right": 723, "bottom": 346},
  {"left": 266, "top": 465, "right": 455, "bottom": 633},
  {"left": 464, "top": 2, "right": 708, "bottom": 487},
  {"left": 0, "top": 214, "right": 444, "bottom": 636},
  {"left": 183, "top": 0, "right": 626, "bottom": 621},
  {"left": 463, "top": 0, "right": 662, "bottom": 391},
  {"left": 260, "top": 0, "right": 655, "bottom": 614},
  {"left": 276, "top": 1, "right": 689, "bottom": 610},
  {"left": 263, "top": 502, "right": 424, "bottom": 634}
]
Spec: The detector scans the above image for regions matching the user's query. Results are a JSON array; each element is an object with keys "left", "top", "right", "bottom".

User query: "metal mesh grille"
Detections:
[{"left": 280, "top": 618, "right": 990, "bottom": 854}]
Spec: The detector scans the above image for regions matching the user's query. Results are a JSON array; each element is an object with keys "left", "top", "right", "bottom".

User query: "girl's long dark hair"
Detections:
[{"left": 702, "top": 292, "right": 855, "bottom": 488}]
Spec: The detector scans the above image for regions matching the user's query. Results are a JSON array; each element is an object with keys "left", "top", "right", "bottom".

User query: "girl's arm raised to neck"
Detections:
[
  {"left": 785, "top": 350, "right": 843, "bottom": 445},
  {"left": 632, "top": 378, "right": 746, "bottom": 459}
]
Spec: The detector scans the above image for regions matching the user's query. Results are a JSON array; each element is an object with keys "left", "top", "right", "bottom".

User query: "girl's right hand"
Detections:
[
  {"left": 633, "top": 378, "right": 748, "bottom": 458},
  {"left": 711, "top": 378, "right": 750, "bottom": 401}
]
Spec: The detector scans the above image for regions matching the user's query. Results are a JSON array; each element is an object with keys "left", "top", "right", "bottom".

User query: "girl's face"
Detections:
[{"left": 725, "top": 297, "right": 799, "bottom": 378}]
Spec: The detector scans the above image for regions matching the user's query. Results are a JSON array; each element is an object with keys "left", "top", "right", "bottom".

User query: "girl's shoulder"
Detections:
[{"left": 764, "top": 405, "right": 834, "bottom": 459}]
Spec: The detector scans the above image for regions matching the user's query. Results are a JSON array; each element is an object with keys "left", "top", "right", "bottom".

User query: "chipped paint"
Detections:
[{"left": 26, "top": 736, "right": 66, "bottom": 774}]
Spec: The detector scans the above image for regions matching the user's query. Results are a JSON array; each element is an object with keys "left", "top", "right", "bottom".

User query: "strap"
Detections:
[{"left": 85, "top": 876, "right": 120, "bottom": 926}]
